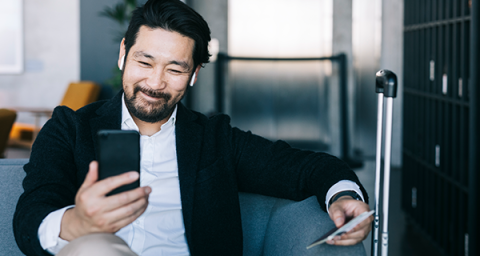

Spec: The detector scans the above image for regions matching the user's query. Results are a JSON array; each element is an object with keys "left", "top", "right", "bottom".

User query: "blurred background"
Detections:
[{"left": 0, "top": 0, "right": 478, "bottom": 256}]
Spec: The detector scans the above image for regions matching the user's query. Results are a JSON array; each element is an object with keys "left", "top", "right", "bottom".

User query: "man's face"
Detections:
[{"left": 120, "top": 26, "right": 196, "bottom": 123}]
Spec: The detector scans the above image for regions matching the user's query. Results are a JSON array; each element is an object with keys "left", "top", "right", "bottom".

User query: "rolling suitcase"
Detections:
[{"left": 371, "top": 69, "right": 398, "bottom": 256}]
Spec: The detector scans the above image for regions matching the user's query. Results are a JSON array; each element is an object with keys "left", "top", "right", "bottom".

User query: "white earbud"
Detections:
[
  {"left": 189, "top": 72, "right": 196, "bottom": 86},
  {"left": 119, "top": 55, "right": 125, "bottom": 70}
]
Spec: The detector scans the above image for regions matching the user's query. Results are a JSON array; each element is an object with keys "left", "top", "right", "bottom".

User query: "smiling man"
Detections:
[
  {"left": 121, "top": 26, "right": 200, "bottom": 134},
  {"left": 13, "top": 0, "right": 373, "bottom": 255}
]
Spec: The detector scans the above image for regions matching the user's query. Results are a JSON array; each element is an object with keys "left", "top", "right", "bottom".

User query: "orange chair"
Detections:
[
  {"left": 0, "top": 109, "right": 17, "bottom": 158},
  {"left": 9, "top": 81, "right": 100, "bottom": 147},
  {"left": 58, "top": 81, "right": 101, "bottom": 111}
]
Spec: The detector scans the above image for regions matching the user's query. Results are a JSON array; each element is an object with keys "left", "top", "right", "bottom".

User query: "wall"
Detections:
[
  {"left": 332, "top": 0, "right": 353, "bottom": 158},
  {"left": 0, "top": 0, "right": 80, "bottom": 124},
  {"left": 188, "top": 0, "right": 228, "bottom": 114},
  {"left": 380, "top": 0, "right": 403, "bottom": 166},
  {"left": 225, "top": 0, "right": 348, "bottom": 157},
  {"left": 80, "top": 0, "right": 147, "bottom": 100},
  {"left": 352, "top": 0, "right": 403, "bottom": 166},
  {"left": 352, "top": 0, "right": 382, "bottom": 160},
  {"left": 189, "top": 0, "right": 404, "bottom": 166}
]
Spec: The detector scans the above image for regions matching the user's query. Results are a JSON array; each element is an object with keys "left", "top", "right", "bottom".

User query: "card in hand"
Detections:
[{"left": 307, "top": 210, "right": 375, "bottom": 249}]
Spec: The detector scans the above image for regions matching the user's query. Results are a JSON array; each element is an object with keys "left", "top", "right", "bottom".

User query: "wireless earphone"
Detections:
[
  {"left": 189, "top": 72, "right": 196, "bottom": 86},
  {"left": 119, "top": 55, "right": 125, "bottom": 70}
]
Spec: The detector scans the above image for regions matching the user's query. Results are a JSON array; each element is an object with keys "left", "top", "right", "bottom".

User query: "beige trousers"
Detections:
[{"left": 57, "top": 233, "right": 137, "bottom": 256}]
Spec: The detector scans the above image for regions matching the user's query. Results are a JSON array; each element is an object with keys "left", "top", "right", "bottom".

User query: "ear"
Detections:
[
  {"left": 189, "top": 65, "right": 202, "bottom": 86},
  {"left": 118, "top": 38, "right": 126, "bottom": 70}
]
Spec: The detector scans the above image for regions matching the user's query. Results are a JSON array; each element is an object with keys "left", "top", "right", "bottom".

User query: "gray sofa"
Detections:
[{"left": 0, "top": 158, "right": 365, "bottom": 256}]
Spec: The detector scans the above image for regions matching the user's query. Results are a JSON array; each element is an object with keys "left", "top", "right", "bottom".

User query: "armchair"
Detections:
[
  {"left": 9, "top": 81, "right": 100, "bottom": 147},
  {"left": 0, "top": 109, "right": 17, "bottom": 158}
]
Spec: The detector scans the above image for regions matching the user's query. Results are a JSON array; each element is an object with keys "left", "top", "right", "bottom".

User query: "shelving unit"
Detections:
[{"left": 402, "top": 0, "right": 478, "bottom": 255}]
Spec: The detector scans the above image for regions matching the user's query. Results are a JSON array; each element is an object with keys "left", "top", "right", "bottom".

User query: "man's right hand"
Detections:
[{"left": 59, "top": 161, "right": 151, "bottom": 241}]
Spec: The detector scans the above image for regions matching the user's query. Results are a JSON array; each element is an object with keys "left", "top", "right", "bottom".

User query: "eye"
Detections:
[
  {"left": 139, "top": 61, "right": 151, "bottom": 67},
  {"left": 169, "top": 69, "right": 182, "bottom": 74}
]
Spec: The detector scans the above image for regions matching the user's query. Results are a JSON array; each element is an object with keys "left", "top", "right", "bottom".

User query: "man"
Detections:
[{"left": 13, "top": 0, "right": 373, "bottom": 255}]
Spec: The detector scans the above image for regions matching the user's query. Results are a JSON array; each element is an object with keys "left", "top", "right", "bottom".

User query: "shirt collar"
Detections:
[{"left": 121, "top": 93, "right": 178, "bottom": 132}]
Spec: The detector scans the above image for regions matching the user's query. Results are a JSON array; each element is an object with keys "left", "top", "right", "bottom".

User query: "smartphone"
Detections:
[{"left": 97, "top": 130, "right": 140, "bottom": 196}]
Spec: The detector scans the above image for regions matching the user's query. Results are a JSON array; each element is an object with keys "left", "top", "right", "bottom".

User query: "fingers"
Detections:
[
  {"left": 69, "top": 186, "right": 151, "bottom": 237},
  {"left": 326, "top": 233, "right": 362, "bottom": 246},
  {"left": 327, "top": 216, "right": 373, "bottom": 246},
  {"left": 106, "top": 195, "right": 150, "bottom": 232},
  {"left": 329, "top": 197, "right": 370, "bottom": 223},
  {"left": 66, "top": 161, "right": 151, "bottom": 239},
  {"left": 91, "top": 171, "right": 140, "bottom": 196},
  {"left": 328, "top": 196, "right": 352, "bottom": 228},
  {"left": 79, "top": 161, "right": 99, "bottom": 190},
  {"left": 75, "top": 171, "right": 143, "bottom": 217},
  {"left": 349, "top": 215, "right": 373, "bottom": 234},
  {"left": 327, "top": 198, "right": 373, "bottom": 246},
  {"left": 329, "top": 208, "right": 346, "bottom": 228},
  {"left": 86, "top": 190, "right": 151, "bottom": 233},
  {"left": 102, "top": 186, "right": 151, "bottom": 213}
]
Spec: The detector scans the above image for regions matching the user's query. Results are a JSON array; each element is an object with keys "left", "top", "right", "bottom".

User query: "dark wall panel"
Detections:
[
  {"left": 402, "top": 0, "right": 477, "bottom": 255},
  {"left": 80, "top": 0, "right": 147, "bottom": 99}
]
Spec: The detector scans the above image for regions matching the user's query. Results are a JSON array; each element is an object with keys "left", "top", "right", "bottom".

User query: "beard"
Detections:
[{"left": 124, "top": 84, "right": 174, "bottom": 123}]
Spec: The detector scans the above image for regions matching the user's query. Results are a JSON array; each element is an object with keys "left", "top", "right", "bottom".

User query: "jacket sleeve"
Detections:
[
  {"left": 224, "top": 118, "right": 368, "bottom": 212},
  {"left": 13, "top": 106, "right": 80, "bottom": 256}
]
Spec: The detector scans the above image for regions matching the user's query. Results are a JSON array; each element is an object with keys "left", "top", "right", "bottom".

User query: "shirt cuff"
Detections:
[
  {"left": 325, "top": 180, "right": 365, "bottom": 213},
  {"left": 38, "top": 205, "right": 74, "bottom": 254}
]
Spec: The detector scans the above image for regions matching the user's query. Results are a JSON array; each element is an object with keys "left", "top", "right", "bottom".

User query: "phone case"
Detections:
[{"left": 97, "top": 130, "right": 140, "bottom": 196}]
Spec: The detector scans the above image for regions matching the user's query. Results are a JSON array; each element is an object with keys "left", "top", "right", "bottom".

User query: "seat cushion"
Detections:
[{"left": 263, "top": 196, "right": 366, "bottom": 256}]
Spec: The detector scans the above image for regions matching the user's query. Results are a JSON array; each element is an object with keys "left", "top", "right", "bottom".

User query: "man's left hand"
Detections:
[{"left": 326, "top": 196, "right": 373, "bottom": 246}]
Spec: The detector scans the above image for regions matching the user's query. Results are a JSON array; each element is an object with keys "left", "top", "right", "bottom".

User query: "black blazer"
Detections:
[{"left": 13, "top": 91, "right": 368, "bottom": 256}]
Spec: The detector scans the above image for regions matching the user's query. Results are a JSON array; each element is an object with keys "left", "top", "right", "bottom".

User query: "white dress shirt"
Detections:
[{"left": 37, "top": 96, "right": 364, "bottom": 255}]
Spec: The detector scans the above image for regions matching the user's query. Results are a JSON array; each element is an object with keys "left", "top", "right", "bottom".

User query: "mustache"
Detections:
[{"left": 134, "top": 85, "right": 171, "bottom": 101}]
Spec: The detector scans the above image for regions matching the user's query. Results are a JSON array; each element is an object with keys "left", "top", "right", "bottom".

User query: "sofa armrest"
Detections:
[
  {"left": 239, "top": 193, "right": 366, "bottom": 256},
  {"left": 239, "top": 192, "right": 278, "bottom": 256},
  {"left": 0, "top": 158, "right": 29, "bottom": 256}
]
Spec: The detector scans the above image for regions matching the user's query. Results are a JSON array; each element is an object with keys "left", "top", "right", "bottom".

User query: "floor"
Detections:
[
  {"left": 356, "top": 160, "right": 418, "bottom": 256},
  {"left": 4, "top": 146, "right": 426, "bottom": 256}
]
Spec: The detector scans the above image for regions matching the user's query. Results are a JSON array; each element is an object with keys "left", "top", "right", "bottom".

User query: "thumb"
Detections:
[
  {"left": 330, "top": 206, "right": 346, "bottom": 228},
  {"left": 80, "top": 161, "right": 99, "bottom": 189}
]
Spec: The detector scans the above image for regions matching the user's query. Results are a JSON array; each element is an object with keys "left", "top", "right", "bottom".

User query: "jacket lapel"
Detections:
[
  {"left": 175, "top": 103, "right": 203, "bottom": 244},
  {"left": 89, "top": 91, "right": 123, "bottom": 159}
]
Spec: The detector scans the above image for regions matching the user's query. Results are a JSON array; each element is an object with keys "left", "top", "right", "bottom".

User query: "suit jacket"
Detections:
[{"left": 13, "top": 91, "right": 368, "bottom": 256}]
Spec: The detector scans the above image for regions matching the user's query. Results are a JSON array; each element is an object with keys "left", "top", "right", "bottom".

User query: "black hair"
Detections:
[{"left": 124, "top": 0, "right": 211, "bottom": 70}]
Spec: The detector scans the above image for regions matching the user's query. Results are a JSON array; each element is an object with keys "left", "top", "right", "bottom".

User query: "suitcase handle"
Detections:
[
  {"left": 372, "top": 69, "right": 398, "bottom": 256},
  {"left": 376, "top": 69, "right": 398, "bottom": 98}
]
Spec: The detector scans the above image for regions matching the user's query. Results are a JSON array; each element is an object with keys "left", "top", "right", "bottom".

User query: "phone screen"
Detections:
[{"left": 97, "top": 130, "right": 140, "bottom": 196}]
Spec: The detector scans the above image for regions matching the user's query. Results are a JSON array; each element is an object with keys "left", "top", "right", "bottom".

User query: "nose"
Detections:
[{"left": 145, "top": 69, "right": 166, "bottom": 90}]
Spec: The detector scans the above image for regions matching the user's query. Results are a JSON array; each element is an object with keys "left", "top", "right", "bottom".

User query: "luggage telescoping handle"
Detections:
[{"left": 372, "top": 70, "right": 397, "bottom": 256}]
